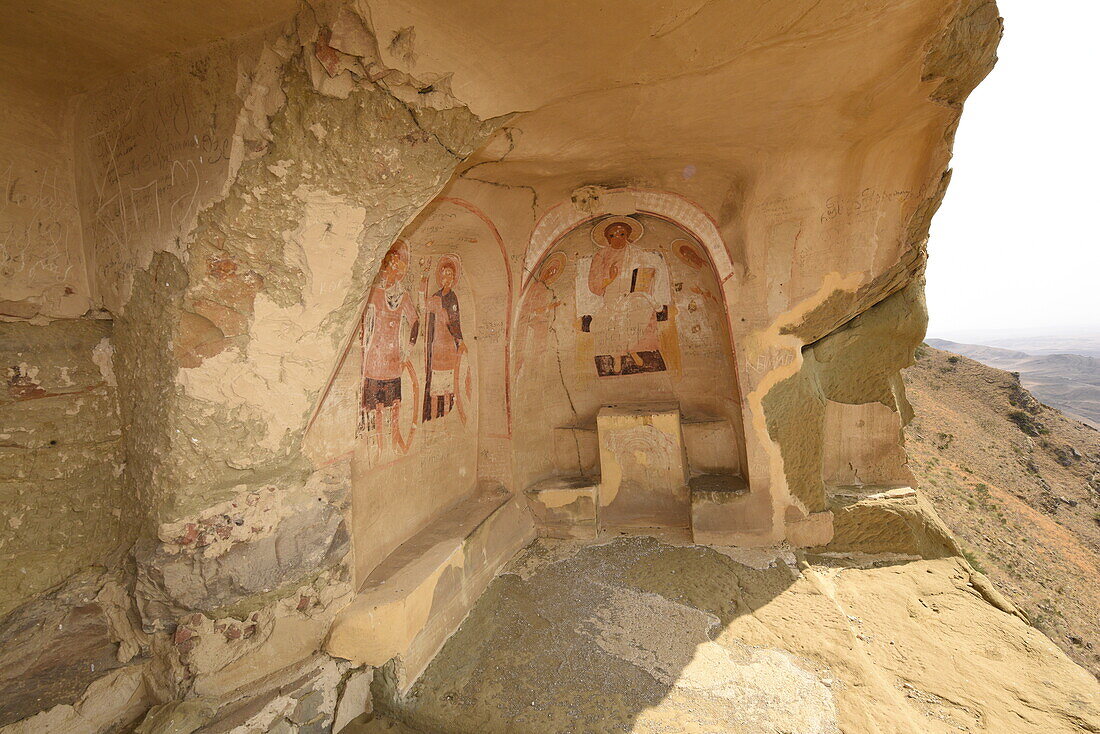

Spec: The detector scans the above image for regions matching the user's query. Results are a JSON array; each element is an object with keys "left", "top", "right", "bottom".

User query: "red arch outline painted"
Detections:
[
  {"left": 522, "top": 188, "right": 734, "bottom": 292},
  {"left": 514, "top": 189, "right": 748, "bottom": 484}
]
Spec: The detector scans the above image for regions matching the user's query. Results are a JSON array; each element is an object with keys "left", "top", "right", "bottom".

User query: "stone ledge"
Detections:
[
  {"left": 325, "top": 488, "right": 534, "bottom": 691},
  {"left": 817, "top": 485, "right": 960, "bottom": 558}
]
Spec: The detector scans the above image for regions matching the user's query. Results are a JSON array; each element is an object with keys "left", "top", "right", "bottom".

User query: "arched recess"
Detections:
[
  {"left": 304, "top": 197, "right": 513, "bottom": 584},
  {"left": 511, "top": 190, "right": 748, "bottom": 498},
  {"left": 524, "top": 188, "right": 734, "bottom": 287}
]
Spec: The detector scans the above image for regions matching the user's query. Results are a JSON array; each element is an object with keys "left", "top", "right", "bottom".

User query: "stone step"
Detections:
[
  {"left": 689, "top": 472, "right": 749, "bottom": 496},
  {"left": 688, "top": 473, "right": 751, "bottom": 545},
  {"left": 523, "top": 475, "right": 599, "bottom": 539}
]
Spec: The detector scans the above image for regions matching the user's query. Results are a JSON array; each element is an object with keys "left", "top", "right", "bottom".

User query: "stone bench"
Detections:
[
  {"left": 325, "top": 487, "right": 534, "bottom": 691},
  {"left": 552, "top": 413, "right": 739, "bottom": 479}
]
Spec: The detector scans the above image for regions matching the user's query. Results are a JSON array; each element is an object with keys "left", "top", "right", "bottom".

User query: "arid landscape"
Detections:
[
  {"left": 905, "top": 344, "right": 1100, "bottom": 676},
  {"left": 926, "top": 337, "right": 1100, "bottom": 428}
]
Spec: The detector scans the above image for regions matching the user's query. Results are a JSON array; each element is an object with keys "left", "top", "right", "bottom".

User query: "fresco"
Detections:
[
  {"left": 351, "top": 243, "right": 473, "bottom": 465},
  {"left": 359, "top": 240, "right": 421, "bottom": 457},
  {"left": 517, "top": 213, "right": 730, "bottom": 388},
  {"left": 575, "top": 216, "right": 675, "bottom": 377},
  {"left": 514, "top": 252, "right": 565, "bottom": 381},
  {"left": 299, "top": 197, "right": 511, "bottom": 584},
  {"left": 513, "top": 212, "right": 741, "bottom": 487},
  {"left": 422, "top": 254, "right": 471, "bottom": 423}
]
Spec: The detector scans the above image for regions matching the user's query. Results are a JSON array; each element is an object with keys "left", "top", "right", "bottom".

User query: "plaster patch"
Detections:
[
  {"left": 91, "top": 338, "right": 117, "bottom": 386},
  {"left": 177, "top": 191, "right": 366, "bottom": 451}
]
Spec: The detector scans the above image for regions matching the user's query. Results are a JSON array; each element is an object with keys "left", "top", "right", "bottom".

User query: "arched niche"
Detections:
[
  {"left": 524, "top": 188, "right": 734, "bottom": 287},
  {"left": 512, "top": 205, "right": 747, "bottom": 496},
  {"left": 305, "top": 198, "right": 512, "bottom": 584}
]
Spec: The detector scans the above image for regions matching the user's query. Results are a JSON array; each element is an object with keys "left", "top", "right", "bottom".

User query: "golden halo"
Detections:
[
  {"left": 536, "top": 251, "right": 567, "bottom": 283},
  {"left": 590, "top": 216, "right": 644, "bottom": 247}
]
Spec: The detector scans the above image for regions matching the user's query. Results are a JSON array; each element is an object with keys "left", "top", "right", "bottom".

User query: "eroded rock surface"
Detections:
[
  {"left": 372, "top": 537, "right": 1100, "bottom": 734},
  {"left": 5, "top": 0, "right": 1078, "bottom": 731}
]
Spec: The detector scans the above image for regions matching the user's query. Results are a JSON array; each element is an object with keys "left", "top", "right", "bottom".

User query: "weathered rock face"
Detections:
[
  {"left": 134, "top": 476, "right": 351, "bottom": 626},
  {"left": 0, "top": 85, "right": 90, "bottom": 320},
  {"left": 0, "top": 0, "right": 1018, "bottom": 730},
  {"left": 369, "top": 537, "right": 1100, "bottom": 734},
  {"left": 0, "top": 318, "right": 130, "bottom": 615},
  {"left": 0, "top": 568, "right": 150, "bottom": 729},
  {"left": 764, "top": 283, "right": 928, "bottom": 514},
  {"left": 0, "top": 572, "right": 125, "bottom": 727}
]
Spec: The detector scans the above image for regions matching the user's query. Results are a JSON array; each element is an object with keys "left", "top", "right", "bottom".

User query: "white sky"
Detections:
[{"left": 924, "top": 0, "right": 1100, "bottom": 342}]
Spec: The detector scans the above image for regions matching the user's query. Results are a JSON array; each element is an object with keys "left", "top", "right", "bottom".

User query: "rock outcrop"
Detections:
[{"left": 11, "top": 1, "right": 1089, "bottom": 732}]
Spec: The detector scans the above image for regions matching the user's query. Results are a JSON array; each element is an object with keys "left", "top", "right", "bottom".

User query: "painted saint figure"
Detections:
[
  {"left": 423, "top": 255, "right": 469, "bottom": 421},
  {"left": 576, "top": 216, "right": 671, "bottom": 376},
  {"left": 515, "top": 251, "right": 566, "bottom": 380},
  {"left": 360, "top": 240, "right": 420, "bottom": 455}
]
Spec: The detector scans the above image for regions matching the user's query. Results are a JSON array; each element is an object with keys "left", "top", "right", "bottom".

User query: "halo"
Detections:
[
  {"left": 673, "top": 239, "right": 705, "bottom": 269},
  {"left": 536, "top": 251, "right": 567, "bottom": 284},
  {"left": 590, "top": 216, "right": 644, "bottom": 247},
  {"left": 435, "top": 253, "right": 462, "bottom": 284},
  {"left": 383, "top": 239, "right": 410, "bottom": 265}
]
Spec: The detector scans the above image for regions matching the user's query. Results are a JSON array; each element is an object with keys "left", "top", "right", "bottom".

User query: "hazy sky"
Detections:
[{"left": 924, "top": 0, "right": 1099, "bottom": 342}]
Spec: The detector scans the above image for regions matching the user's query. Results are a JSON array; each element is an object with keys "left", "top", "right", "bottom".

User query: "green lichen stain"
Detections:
[
  {"left": 764, "top": 283, "right": 927, "bottom": 512},
  {"left": 0, "top": 319, "right": 133, "bottom": 615},
  {"left": 120, "top": 61, "right": 498, "bottom": 527}
]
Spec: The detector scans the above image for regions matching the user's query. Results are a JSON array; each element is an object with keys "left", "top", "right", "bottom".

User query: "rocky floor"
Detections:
[{"left": 350, "top": 536, "right": 1100, "bottom": 734}]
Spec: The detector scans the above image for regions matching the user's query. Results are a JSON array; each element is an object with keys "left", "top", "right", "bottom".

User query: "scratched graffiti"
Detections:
[
  {"left": 0, "top": 157, "right": 83, "bottom": 305},
  {"left": 745, "top": 345, "right": 795, "bottom": 380},
  {"left": 819, "top": 187, "right": 916, "bottom": 225},
  {"left": 78, "top": 51, "right": 240, "bottom": 310}
]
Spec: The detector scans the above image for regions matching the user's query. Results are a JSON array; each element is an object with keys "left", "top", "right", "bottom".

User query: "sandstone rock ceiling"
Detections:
[
  {"left": 370, "top": 0, "right": 958, "bottom": 184},
  {"left": 0, "top": 0, "right": 297, "bottom": 96},
  {"left": 3, "top": 0, "right": 955, "bottom": 163},
  {"left": 371, "top": 0, "right": 935, "bottom": 116}
]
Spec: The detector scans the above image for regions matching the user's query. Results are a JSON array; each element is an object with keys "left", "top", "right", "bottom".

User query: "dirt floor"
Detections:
[
  {"left": 351, "top": 535, "right": 1099, "bottom": 734},
  {"left": 904, "top": 345, "right": 1100, "bottom": 677}
]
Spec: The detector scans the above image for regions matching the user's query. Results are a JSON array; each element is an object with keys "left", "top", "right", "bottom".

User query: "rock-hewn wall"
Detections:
[
  {"left": 764, "top": 283, "right": 927, "bottom": 512},
  {"left": 0, "top": 88, "right": 90, "bottom": 320},
  {"left": 3, "top": 3, "right": 499, "bottom": 729},
  {"left": 0, "top": 318, "right": 130, "bottom": 615},
  {"left": 0, "top": 0, "right": 1004, "bottom": 730}
]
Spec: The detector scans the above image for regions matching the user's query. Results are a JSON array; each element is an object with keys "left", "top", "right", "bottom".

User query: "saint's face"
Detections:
[
  {"left": 381, "top": 255, "right": 407, "bottom": 287},
  {"left": 604, "top": 223, "right": 632, "bottom": 249},
  {"left": 539, "top": 262, "right": 562, "bottom": 285},
  {"left": 439, "top": 266, "right": 456, "bottom": 290}
]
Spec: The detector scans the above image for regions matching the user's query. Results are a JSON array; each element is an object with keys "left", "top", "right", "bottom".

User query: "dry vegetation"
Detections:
[{"left": 905, "top": 345, "right": 1100, "bottom": 676}]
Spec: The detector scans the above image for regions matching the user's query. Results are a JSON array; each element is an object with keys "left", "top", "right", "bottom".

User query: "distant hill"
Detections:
[
  {"left": 985, "top": 335, "right": 1100, "bottom": 359},
  {"left": 926, "top": 338, "right": 1100, "bottom": 428},
  {"left": 905, "top": 346, "right": 1100, "bottom": 676}
]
